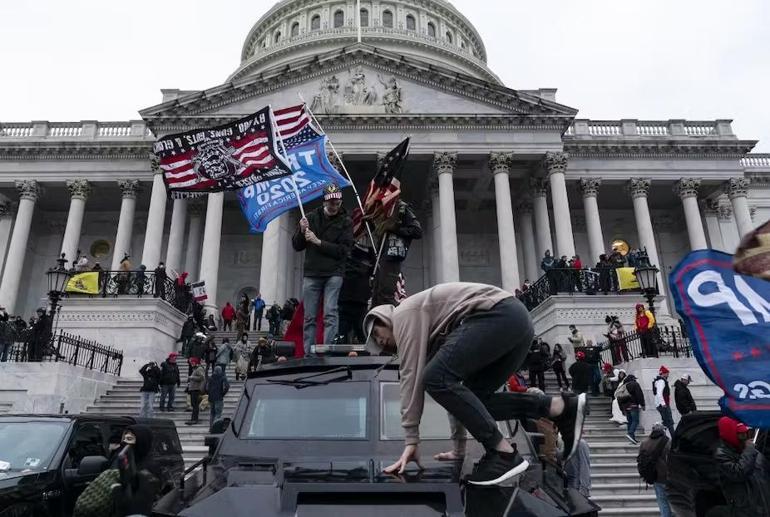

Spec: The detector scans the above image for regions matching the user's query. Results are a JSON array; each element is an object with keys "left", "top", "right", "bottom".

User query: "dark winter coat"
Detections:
[
  {"left": 139, "top": 362, "right": 161, "bottom": 393},
  {"left": 638, "top": 429, "right": 670, "bottom": 484},
  {"left": 382, "top": 201, "right": 423, "bottom": 262},
  {"left": 618, "top": 375, "right": 646, "bottom": 411},
  {"left": 292, "top": 206, "right": 354, "bottom": 277},
  {"left": 180, "top": 319, "right": 196, "bottom": 339},
  {"left": 673, "top": 380, "right": 697, "bottom": 415},
  {"left": 568, "top": 360, "right": 594, "bottom": 393},
  {"left": 526, "top": 343, "right": 549, "bottom": 372},
  {"left": 207, "top": 369, "right": 230, "bottom": 403},
  {"left": 188, "top": 335, "right": 207, "bottom": 360},
  {"left": 714, "top": 443, "right": 770, "bottom": 516},
  {"left": 159, "top": 360, "right": 180, "bottom": 387}
]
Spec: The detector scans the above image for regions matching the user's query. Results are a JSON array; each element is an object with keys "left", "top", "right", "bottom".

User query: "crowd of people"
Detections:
[{"left": 0, "top": 305, "right": 56, "bottom": 363}]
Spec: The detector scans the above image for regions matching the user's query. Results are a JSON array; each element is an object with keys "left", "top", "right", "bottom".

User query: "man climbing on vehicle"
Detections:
[{"left": 364, "top": 282, "right": 589, "bottom": 486}]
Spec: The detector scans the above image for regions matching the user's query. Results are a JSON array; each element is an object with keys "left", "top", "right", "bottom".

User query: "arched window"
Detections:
[
  {"left": 446, "top": 31, "right": 453, "bottom": 44},
  {"left": 260, "top": 38, "right": 266, "bottom": 48},
  {"left": 461, "top": 39, "right": 467, "bottom": 50},
  {"left": 360, "top": 8, "right": 369, "bottom": 27},
  {"left": 311, "top": 14, "right": 321, "bottom": 31},
  {"left": 290, "top": 22, "right": 300, "bottom": 37},
  {"left": 427, "top": 22, "right": 436, "bottom": 38},
  {"left": 382, "top": 10, "right": 393, "bottom": 28},
  {"left": 406, "top": 14, "right": 416, "bottom": 31},
  {"left": 274, "top": 31, "right": 281, "bottom": 43},
  {"left": 333, "top": 10, "right": 345, "bottom": 28}
]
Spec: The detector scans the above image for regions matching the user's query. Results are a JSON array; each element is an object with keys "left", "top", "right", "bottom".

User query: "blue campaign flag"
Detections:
[
  {"left": 237, "top": 134, "right": 350, "bottom": 233},
  {"left": 669, "top": 249, "right": 770, "bottom": 429}
]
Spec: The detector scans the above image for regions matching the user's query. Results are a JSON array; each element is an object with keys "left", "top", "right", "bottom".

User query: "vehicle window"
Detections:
[
  {"left": 67, "top": 423, "right": 106, "bottom": 468},
  {"left": 246, "top": 382, "right": 368, "bottom": 440},
  {"left": 0, "top": 421, "right": 69, "bottom": 471},
  {"left": 152, "top": 427, "right": 183, "bottom": 456},
  {"left": 380, "top": 382, "right": 511, "bottom": 440}
]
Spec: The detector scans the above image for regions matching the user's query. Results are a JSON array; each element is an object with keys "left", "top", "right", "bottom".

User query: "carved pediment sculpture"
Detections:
[{"left": 310, "top": 67, "right": 405, "bottom": 115}]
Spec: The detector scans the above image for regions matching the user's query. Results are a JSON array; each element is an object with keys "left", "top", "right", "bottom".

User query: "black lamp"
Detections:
[
  {"left": 633, "top": 264, "right": 660, "bottom": 315},
  {"left": 45, "top": 253, "right": 73, "bottom": 342}
]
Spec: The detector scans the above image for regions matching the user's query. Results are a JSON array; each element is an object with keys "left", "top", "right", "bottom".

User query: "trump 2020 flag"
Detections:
[
  {"left": 153, "top": 106, "right": 293, "bottom": 199},
  {"left": 237, "top": 133, "right": 350, "bottom": 233},
  {"left": 669, "top": 249, "right": 770, "bottom": 428}
]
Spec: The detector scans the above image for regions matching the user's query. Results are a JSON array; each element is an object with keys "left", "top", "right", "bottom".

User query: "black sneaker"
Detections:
[
  {"left": 553, "top": 392, "right": 589, "bottom": 463},
  {"left": 466, "top": 448, "right": 530, "bottom": 486}
]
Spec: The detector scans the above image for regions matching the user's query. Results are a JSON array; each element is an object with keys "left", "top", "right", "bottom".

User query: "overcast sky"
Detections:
[{"left": 1, "top": 0, "right": 768, "bottom": 151}]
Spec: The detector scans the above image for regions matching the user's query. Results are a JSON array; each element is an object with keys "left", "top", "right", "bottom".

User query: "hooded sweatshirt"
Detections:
[
  {"left": 715, "top": 417, "right": 770, "bottom": 516},
  {"left": 364, "top": 282, "right": 512, "bottom": 446}
]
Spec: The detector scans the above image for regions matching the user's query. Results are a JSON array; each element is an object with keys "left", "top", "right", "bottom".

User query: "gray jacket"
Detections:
[{"left": 187, "top": 365, "right": 206, "bottom": 392}]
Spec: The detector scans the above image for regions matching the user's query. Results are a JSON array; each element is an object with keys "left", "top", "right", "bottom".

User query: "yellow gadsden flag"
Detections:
[
  {"left": 66, "top": 272, "right": 100, "bottom": 294},
  {"left": 617, "top": 267, "right": 641, "bottom": 290}
]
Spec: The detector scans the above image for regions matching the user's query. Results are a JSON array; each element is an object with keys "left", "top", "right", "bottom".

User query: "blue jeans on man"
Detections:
[
  {"left": 0, "top": 342, "right": 10, "bottom": 362},
  {"left": 302, "top": 275, "right": 343, "bottom": 356},
  {"left": 657, "top": 405, "right": 676, "bottom": 438},
  {"left": 654, "top": 482, "right": 673, "bottom": 517},
  {"left": 140, "top": 392, "right": 156, "bottom": 418},
  {"left": 209, "top": 400, "right": 224, "bottom": 429},
  {"left": 159, "top": 384, "right": 176, "bottom": 411},
  {"left": 626, "top": 407, "right": 640, "bottom": 440}
]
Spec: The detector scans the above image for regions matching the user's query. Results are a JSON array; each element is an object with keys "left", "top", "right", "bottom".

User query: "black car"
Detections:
[
  {"left": 154, "top": 356, "right": 599, "bottom": 517},
  {"left": 666, "top": 411, "right": 769, "bottom": 517},
  {"left": 0, "top": 414, "right": 184, "bottom": 517}
]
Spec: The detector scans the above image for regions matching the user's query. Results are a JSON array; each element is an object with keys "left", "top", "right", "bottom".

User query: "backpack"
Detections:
[
  {"left": 73, "top": 468, "right": 120, "bottom": 517},
  {"left": 615, "top": 381, "right": 631, "bottom": 404},
  {"left": 637, "top": 437, "right": 668, "bottom": 485}
]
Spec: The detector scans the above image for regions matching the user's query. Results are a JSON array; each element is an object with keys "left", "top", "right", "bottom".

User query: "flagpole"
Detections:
[
  {"left": 270, "top": 106, "right": 306, "bottom": 220},
  {"left": 356, "top": 0, "right": 362, "bottom": 43},
  {"left": 298, "top": 93, "right": 376, "bottom": 249}
]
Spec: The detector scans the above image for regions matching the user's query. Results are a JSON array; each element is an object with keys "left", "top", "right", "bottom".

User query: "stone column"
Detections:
[
  {"left": 702, "top": 200, "right": 725, "bottom": 252},
  {"left": 141, "top": 164, "right": 168, "bottom": 269},
  {"left": 198, "top": 193, "right": 224, "bottom": 313},
  {"left": 628, "top": 178, "right": 665, "bottom": 294},
  {"left": 726, "top": 178, "right": 753, "bottom": 238},
  {"left": 0, "top": 181, "right": 40, "bottom": 313},
  {"left": 165, "top": 199, "right": 187, "bottom": 273},
  {"left": 579, "top": 178, "right": 606, "bottom": 263},
  {"left": 0, "top": 202, "right": 16, "bottom": 278},
  {"left": 429, "top": 186, "right": 443, "bottom": 284},
  {"left": 184, "top": 201, "right": 204, "bottom": 278},
  {"left": 530, "top": 177, "right": 553, "bottom": 260},
  {"left": 717, "top": 204, "right": 739, "bottom": 252},
  {"left": 545, "top": 152, "right": 576, "bottom": 258},
  {"left": 111, "top": 180, "right": 139, "bottom": 270},
  {"left": 490, "top": 152, "right": 520, "bottom": 292},
  {"left": 60, "top": 179, "right": 91, "bottom": 265},
  {"left": 434, "top": 152, "right": 460, "bottom": 282},
  {"left": 674, "top": 178, "right": 708, "bottom": 250},
  {"left": 516, "top": 201, "right": 539, "bottom": 283},
  {"left": 259, "top": 214, "right": 289, "bottom": 306}
]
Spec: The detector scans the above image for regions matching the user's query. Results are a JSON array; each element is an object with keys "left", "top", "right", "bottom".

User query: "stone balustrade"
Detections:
[
  {"left": 0, "top": 121, "right": 153, "bottom": 139},
  {"left": 566, "top": 119, "right": 733, "bottom": 138},
  {"left": 742, "top": 153, "right": 770, "bottom": 168}
]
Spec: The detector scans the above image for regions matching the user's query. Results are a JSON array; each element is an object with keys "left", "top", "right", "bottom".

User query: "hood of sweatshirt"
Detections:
[{"left": 363, "top": 305, "right": 396, "bottom": 356}]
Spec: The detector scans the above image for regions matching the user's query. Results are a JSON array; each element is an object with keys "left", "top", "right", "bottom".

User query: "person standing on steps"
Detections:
[
  {"left": 616, "top": 373, "right": 645, "bottom": 444},
  {"left": 551, "top": 343, "right": 570, "bottom": 391},
  {"left": 207, "top": 366, "right": 230, "bottom": 431},
  {"left": 653, "top": 366, "right": 676, "bottom": 438},
  {"left": 185, "top": 358, "right": 205, "bottom": 425},
  {"left": 637, "top": 422, "right": 673, "bottom": 517},
  {"left": 215, "top": 338, "right": 235, "bottom": 380},
  {"left": 568, "top": 351, "right": 594, "bottom": 395},
  {"left": 364, "top": 282, "right": 589, "bottom": 486},
  {"left": 158, "top": 352, "right": 181, "bottom": 412},
  {"left": 251, "top": 294, "right": 266, "bottom": 332},
  {"left": 221, "top": 302, "right": 235, "bottom": 332},
  {"left": 266, "top": 302, "right": 282, "bottom": 337},
  {"left": 674, "top": 373, "right": 697, "bottom": 416},
  {"left": 138, "top": 361, "right": 161, "bottom": 418},
  {"left": 527, "top": 339, "right": 547, "bottom": 392}
]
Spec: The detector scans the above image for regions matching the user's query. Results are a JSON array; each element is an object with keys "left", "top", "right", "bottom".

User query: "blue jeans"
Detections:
[
  {"left": 159, "top": 384, "right": 176, "bottom": 410},
  {"left": 0, "top": 342, "right": 10, "bottom": 362},
  {"left": 654, "top": 483, "right": 672, "bottom": 517},
  {"left": 626, "top": 407, "right": 640, "bottom": 439},
  {"left": 302, "top": 275, "right": 343, "bottom": 356},
  {"left": 657, "top": 405, "right": 676, "bottom": 438},
  {"left": 209, "top": 400, "right": 224, "bottom": 429},
  {"left": 140, "top": 392, "right": 156, "bottom": 418}
]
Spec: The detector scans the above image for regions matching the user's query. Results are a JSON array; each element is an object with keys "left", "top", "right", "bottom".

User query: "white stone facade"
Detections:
[{"left": 0, "top": 0, "right": 768, "bottom": 323}]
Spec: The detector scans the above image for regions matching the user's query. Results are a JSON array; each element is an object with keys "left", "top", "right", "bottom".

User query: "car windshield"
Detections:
[
  {"left": 380, "top": 382, "right": 511, "bottom": 440},
  {"left": 0, "top": 421, "right": 69, "bottom": 471},
  {"left": 246, "top": 382, "right": 368, "bottom": 440}
]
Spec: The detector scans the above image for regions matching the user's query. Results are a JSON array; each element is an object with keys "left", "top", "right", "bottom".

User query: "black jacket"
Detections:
[
  {"left": 673, "top": 380, "right": 697, "bottom": 415},
  {"left": 714, "top": 443, "right": 770, "bottom": 516},
  {"left": 159, "top": 360, "right": 180, "bottom": 387},
  {"left": 568, "top": 361, "right": 594, "bottom": 393},
  {"left": 292, "top": 206, "right": 354, "bottom": 277},
  {"left": 139, "top": 363, "right": 161, "bottom": 393},
  {"left": 382, "top": 201, "right": 423, "bottom": 262},
  {"left": 207, "top": 371, "right": 230, "bottom": 403},
  {"left": 619, "top": 375, "right": 646, "bottom": 411}
]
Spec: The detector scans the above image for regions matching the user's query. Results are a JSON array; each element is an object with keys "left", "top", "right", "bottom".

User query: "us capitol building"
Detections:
[{"left": 0, "top": 0, "right": 768, "bottom": 338}]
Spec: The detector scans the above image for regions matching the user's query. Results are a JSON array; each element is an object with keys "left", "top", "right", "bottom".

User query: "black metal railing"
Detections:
[
  {"left": 596, "top": 324, "right": 692, "bottom": 366},
  {"left": 2, "top": 329, "right": 123, "bottom": 375},
  {"left": 518, "top": 268, "right": 644, "bottom": 311},
  {"left": 65, "top": 270, "right": 192, "bottom": 314}
]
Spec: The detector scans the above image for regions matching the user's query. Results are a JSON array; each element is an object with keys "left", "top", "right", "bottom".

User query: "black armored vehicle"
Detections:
[{"left": 155, "top": 356, "right": 599, "bottom": 516}]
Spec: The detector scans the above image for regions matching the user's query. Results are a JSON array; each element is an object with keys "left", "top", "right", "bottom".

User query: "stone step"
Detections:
[
  {"left": 592, "top": 493, "right": 658, "bottom": 509},
  {"left": 590, "top": 473, "right": 642, "bottom": 484},
  {"left": 592, "top": 483, "right": 646, "bottom": 495},
  {"left": 590, "top": 453, "right": 638, "bottom": 464},
  {"left": 598, "top": 507, "right": 661, "bottom": 516}
]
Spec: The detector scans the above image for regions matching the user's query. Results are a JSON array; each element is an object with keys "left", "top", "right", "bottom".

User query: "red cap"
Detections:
[
  {"left": 602, "top": 362, "right": 613, "bottom": 373},
  {"left": 169, "top": 352, "right": 178, "bottom": 358},
  {"left": 718, "top": 416, "right": 749, "bottom": 449},
  {"left": 576, "top": 351, "right": 585, "bottom": 360},
  {"left": 189, "top": 357, "right": 200, "bottom": 366},
  {"left": 659, "top": 365, "right": 670, "bottom": 375}
]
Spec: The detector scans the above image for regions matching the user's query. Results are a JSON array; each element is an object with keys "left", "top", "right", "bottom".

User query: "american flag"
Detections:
[
  {"left": 352, "top": 138, "right": 409, "bottom": 239},
  {"left": 155, "top": 105, "right": 317, "bottom": 198}
]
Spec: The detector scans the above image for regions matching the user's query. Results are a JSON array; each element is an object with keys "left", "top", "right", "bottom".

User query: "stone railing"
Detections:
[
  {"left": 565, "top": 119, "right": 732, "bottom": 138},
  {"left": 742, "top": 154, "right": 770, "bottom": 168},
  {"left": 0, "top": 121, "right": 153, "bottom": 139}
]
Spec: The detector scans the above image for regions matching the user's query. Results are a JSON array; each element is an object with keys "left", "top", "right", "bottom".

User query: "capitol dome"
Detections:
[{"left": 229, "top": 0, "right": 500, "bottom": 84}]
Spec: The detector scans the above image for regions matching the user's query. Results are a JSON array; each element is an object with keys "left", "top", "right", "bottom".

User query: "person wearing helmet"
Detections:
[{"left": 292, "top": 183, "right": 353, "bottom": 356}]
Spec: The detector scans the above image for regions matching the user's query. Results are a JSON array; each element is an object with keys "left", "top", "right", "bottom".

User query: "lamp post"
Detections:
[
  {"left": 46, "top": 253, "right": 73, "bottom": 343},
  {"left": 633, "top": 264, "right": 660, "bottom": 315}
]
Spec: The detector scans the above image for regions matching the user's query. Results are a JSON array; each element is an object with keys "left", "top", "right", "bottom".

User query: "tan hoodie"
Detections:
[{"left": 364, "top": 282, "right": 512, "bottom": 446}]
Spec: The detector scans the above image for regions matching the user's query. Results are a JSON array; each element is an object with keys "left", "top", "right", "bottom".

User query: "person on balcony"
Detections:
[
  {"left": 153, "top": 262, "right": 167, "bottom": 299},
  {"left": 570, "top": 255, "right": 584, "bottom": 292},
  {"left": 596, "top": 254, "right": 613, "bottom": 294},
  {"left": 541, "top": 250, "right": 558, "bottom": 295},
  {"left": 221, "top": 302, "right": 235, "bottom": 332},
  {"left": 635, "top": 303, "right": 658, "bottom": 358},
  {"left": 116, "top": 254, "right": 132, "bottom": 295},
  {"left": 134, "top": 265, "right": 147, "bottom": 296}
]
